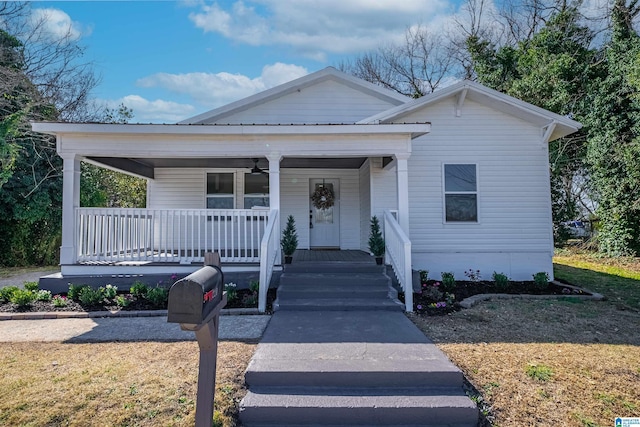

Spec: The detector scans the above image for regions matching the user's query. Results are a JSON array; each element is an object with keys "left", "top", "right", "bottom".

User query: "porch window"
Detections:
[
  {"left": 444, "top": 164, "right": 477, "bottom": 222},
  {"left": 206, "top": 173, "right": 234, "bottom": 209},
  {"left": 244, "top": 173, "right": 269, "bottom": 209}
]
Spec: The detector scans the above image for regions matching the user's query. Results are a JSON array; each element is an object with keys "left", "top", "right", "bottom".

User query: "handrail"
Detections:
[
  {"left": 258, "top": 209, "right": 279, "bottom": 313},
  {"left": 383, "top": 210, "right": 413, "bottom": 312}
]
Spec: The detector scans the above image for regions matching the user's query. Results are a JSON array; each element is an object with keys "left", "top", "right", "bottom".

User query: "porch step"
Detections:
[
  {"left": 240, "top": 387, "right": 478, "bottom": 426},
  {"left": 284, "top": 262, "right": 383, "bottom": 274},
  {"left": 274, "top": 274, "right": 401, "bottom": 311}
]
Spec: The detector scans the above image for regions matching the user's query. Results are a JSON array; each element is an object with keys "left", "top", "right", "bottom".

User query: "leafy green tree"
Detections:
[
  {"left": 80, "top": 104, "right": 147, "bottom": 208},
  {"left": 584, "top": 0, "right": 640, "bottom": 255},
  {"left": 468, "top": 5, "right": 598, "bottom": 240}
]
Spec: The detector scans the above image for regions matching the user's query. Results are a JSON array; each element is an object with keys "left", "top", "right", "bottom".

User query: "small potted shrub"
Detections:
[
  {"left": 281, "top": 215, "right": 298, "bottom": 264},
  {"left": 368, "top": 216, "right": 385, "bottom": 265}
]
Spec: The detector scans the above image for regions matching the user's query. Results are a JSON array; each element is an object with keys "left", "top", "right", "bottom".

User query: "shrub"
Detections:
[
  {"left": 492, "top": 272, "right": 510, "bottom": 291},
  {"left": 419, "top": 270, "right": 429, "bottom": 283},
  {"left": 146, "top": 287, "right": 169, "bottom": 308},
  {"left": 10, "top": 289, "right": 36, "bottom": 307},
  {"left": 23, "top": 281, "right": 39, "bottom": 292},
  {"left": 52, "top": 295, "right": 68, "bottom": 308},
  {"left": 224, "top": 283, "right": 238, "bottom": 302},
  {"left": 249, "top": 280, "right": 260, "bottom": 293},
  {"left": 533, "top": 272, "right": 550, "bottom": 290},
  {"left": 0, "top": 286, "right": 19, "bottom": 303},
  {"left": 68, "top": 284, "right": 89, "bottom": 301},
  {"left": 441, "top": 272, "right": 456, "bottom": 292},
  {"left": 130, "top": 281, "right": 148, "bottom": 298},
  {"left": 115, "top": 295, "right": 132, "bottom": 307},
  {"left": 103, "top": 284, "right": 118, "bottom": 300},
  {"left": 78, "top": 287, "right": 104, "bottom": 306},
  {"left": 35, "top": 289, "right": 52, "bottom": 301}
]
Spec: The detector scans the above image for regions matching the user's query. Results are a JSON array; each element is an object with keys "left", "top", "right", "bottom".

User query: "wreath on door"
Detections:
[{"left": 310, "top": 185, "right": 335, "bottom": 209}]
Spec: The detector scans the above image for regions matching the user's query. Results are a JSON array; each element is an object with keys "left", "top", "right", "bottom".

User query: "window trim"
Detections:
[{"left": 442, "top": 163, "right": 479, "bottom": 224}]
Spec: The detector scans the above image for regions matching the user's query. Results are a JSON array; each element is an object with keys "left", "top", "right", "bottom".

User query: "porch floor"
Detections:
[{"left": 292, "top": 250, "right": 373, "bottom": 263}]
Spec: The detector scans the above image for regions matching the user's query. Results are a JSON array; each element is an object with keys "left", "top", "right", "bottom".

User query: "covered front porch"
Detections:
[{"left": 33, "top": 122, "right": 427, "bottom": 311}]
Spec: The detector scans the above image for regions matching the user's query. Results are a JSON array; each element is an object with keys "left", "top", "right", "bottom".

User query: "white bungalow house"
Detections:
[{"left": 32, "top": 67, "right": 581, "bottom": 312}]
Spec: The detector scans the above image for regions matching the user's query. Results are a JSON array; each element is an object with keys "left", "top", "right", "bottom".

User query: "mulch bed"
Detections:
[{"left": 403, "top": 280, "right": 591, "bottom": 316}]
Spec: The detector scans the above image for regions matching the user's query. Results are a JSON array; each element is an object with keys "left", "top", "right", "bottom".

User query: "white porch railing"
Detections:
[
  {"left": 258, "top": 209, "right": 280, "bottom": 313},
  {"left": 76, "top": 208, "right": 270, "bottom": 264},
  {"left": 383, "top": 210, "right": 413, "bottom": 312}
]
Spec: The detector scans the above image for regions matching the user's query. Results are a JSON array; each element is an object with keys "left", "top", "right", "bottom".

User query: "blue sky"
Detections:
[{"left": 32, "top": 0, "right": 463, "bottom": 123}]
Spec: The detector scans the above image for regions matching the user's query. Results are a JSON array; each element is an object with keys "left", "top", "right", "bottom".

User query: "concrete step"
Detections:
[
  {"left": 276, "top": 285, "right": 390, "bottom": 300},
  {"left": 245, "top": 360, "right": 463, "bottom": 389},
  {"left": 273, "top": 298, "right": 403, "bottom": 311},
  {"left": 279, "top": 272, "right": 389, "bottom": 288},
  {"left": 284, "top": 262, "right": 383, "bottom": 274},
  {"left": 240, "top": 387, "right": 478, "bottom": 426}
]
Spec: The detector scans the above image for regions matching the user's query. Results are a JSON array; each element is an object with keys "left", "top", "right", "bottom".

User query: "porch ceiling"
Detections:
[{"left": 87, "top": 156, "right": 376, "bottom": 177}]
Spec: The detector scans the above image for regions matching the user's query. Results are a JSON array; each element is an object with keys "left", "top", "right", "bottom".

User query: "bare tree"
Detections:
[{"left": 340, "top": 25, "right": 455, "bottom": 97}]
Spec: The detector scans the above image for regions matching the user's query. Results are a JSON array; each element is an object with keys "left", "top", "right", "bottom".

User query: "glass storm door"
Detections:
[{"left": 309, "top": 178, "right": 340, "bottom": 248}]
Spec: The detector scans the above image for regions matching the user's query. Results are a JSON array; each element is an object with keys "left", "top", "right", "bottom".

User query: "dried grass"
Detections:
[{"left": 0, "top": 341, "right": 255, "bottom": 426}]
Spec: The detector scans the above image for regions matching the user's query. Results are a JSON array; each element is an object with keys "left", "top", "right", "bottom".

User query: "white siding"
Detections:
[
  {"left": 209, "top": 79, "right": 398, "bottom": 125},
  {"left": 370, "top": 158, "right": 398, "bottom": 218},
  {"left": 359, "top": 160, "right": 372, "bottom": 251},
  {"left": 148, "top": 169, "right": 204, "bottom": 209},
  {"left": 280, "top": 169, "right": 361, "bottom": 250},
  {"left": 395, "top": 98, "right": 554, "bottom": 280}
]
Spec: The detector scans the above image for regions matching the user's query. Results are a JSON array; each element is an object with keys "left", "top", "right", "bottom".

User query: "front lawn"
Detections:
[{"left": 410, "top": 249, "right": 640, "bottom": 427}]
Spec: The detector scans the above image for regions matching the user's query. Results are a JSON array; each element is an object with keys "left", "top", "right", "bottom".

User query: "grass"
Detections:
[
  {"left": 0, "top": 265, "right": 57, "bottom": 279},
  {"left": 0, "top": 341, "right": 255, "bottom": 427},
  {"left": 409, "top": 248, "right": 640, "bottom": 427}
]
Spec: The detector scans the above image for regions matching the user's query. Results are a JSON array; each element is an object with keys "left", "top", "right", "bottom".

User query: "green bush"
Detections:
[
  {"left": 35, "top": 289, "right": 52, "bottom": 301},
  {"left": 146, "top": 287, "right": 168, "bottom": 308},
  {"left": 492, "top": 272, "right": 510, "bottom": 291},
  {"left": 78, "top": 287, "right": 104, "bottom": 306},
  {"left": 224, "top": 283, "right": 238, "bottom": 303},
  {"left": 68, "top": 284, "right": 89, "bottom": 301},
  {"left": 103, "top": 284, "right": 118, "bottom": 300},
  {"left": 115, "top": 295, "right": 132, "bottom": 307},
  {"left": 249, "top": 280, "right": 260, "bottom": 293},
  {"left": 441, "top": 272, "right": 456, "bottom": 292},
  {"left": 23, "top": 281, "right": 39, "bottom": 292},
  {"left": 130, "top": 281, "right": 148, "bottom": 298},
  {"left": 10, "top": 289, "right": 36, "bottom": 307},
  {"left": 242, "top": 293, "right": 257, "bottom": 306},
  {"left": 533, "top": 272, "right": 550, "bottom": 290},
  {"left": 0, "top": 286, "right": 19, "bottom": 303},
  {"left": 419, "top": 270, "right": 429, "bottom": 283}
]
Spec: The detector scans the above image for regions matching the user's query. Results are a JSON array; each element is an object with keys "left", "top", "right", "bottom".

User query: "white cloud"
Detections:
[
  {"left": 100, "top": 96, "right": 197, "bottom": 123},
  {"left": 29, "top": 8, "right": 86, "bottom": 41},
  {"left": 137, "top": 62, "right": 309, "bottom": 107},
  {"left": 188, "top": 0, "right": 452, "bottom": 60}
]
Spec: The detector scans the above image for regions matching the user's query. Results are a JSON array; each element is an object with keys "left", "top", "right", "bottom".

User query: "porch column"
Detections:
[
  {"left": 267, "top": 153, "right": 282, "bottom": 212},
  {"left": 395, "top": 153, "right": 410, "bottom": 235},
  {"left": 60, "top": 152, "right": 81, "bottom": 266}
]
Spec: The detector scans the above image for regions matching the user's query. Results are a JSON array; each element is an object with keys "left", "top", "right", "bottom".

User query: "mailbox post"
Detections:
[{"left": 168, "top": 265, "right": 226, "bottom": 427}]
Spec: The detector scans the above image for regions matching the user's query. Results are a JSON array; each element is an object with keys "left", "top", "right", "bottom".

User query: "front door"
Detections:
[{"left": 309, "top": 178, "right": 340, "bottom": 248}]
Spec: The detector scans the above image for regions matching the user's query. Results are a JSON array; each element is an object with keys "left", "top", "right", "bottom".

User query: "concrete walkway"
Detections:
[{"left": 0, "top": 315, "right": 271, "bottom": 343}]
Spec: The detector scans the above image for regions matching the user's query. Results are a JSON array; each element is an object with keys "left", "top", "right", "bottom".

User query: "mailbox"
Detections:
[{"left": 167, "top": 265, "right": 224, "bottom": 326}]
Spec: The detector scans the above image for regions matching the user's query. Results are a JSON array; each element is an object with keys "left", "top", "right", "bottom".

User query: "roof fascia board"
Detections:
[{"left": 32, "top": 122, "right": 430, "bottom": 138}]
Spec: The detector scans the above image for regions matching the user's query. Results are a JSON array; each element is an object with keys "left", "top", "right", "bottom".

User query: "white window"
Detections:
[
  {"left": 206, "top": 173, "right": 234, "bottom": 209},
  {"left": 444, "top": 164, "right": 478, "bottom": 222},
  {"left": 244, "top": 173, "right": 269, "bottom": 209}
]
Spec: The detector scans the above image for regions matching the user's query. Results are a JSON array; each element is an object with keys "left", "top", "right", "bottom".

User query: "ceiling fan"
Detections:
[{"left": 251, "top": 158, "right": 269, "bottom": 176}]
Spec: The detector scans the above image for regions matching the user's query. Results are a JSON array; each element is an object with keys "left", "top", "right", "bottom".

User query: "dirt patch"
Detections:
[
  {"left": 0, "top": 341, "right": 255, "bottom": 427},
  {"left": 409, "top": 298, "right": 640, "bottom": 426}
]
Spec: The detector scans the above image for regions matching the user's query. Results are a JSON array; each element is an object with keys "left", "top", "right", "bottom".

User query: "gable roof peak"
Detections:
[{"left": 180, "top": 66, "right": 409, "bottom": 125}]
